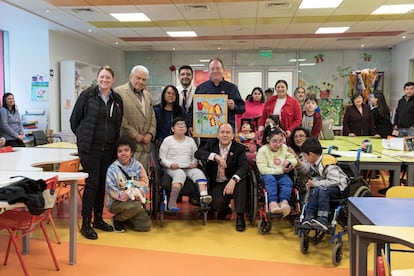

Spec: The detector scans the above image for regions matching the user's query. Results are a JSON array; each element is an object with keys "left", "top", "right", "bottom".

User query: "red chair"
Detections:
[{"left": 0, "top": 176, "right": 60, "bottom": 275}]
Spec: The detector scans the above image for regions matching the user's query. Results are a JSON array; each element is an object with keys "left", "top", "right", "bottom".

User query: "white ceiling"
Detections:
[{"left": 4, "top": 0, "right": 414, "bottom": 51}]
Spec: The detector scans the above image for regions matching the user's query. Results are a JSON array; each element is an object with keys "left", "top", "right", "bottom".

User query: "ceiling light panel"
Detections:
[
  {"left": 299, "top": 0, "right": 343, "bottom": 9},
  {"left": 110, "top": 13, "right": 150, "bottom": 22},
  {"left": 167, "top": 31, "right": 197, "bottom": 37},
  {"left": 315, "top": 27, "right": 349, "bottom": 34},
  {"left": 371, "top": 4, "right": 414, "bottom": 15}
]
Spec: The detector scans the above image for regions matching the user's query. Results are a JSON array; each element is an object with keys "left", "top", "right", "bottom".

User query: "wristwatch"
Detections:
[{"left": 231, "top": 176, "right": 239, "bottom": 183}]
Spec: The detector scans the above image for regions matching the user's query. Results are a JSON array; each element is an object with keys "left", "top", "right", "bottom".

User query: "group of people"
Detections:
[
  {"left": 3, "top": 56, "right": 412, "bottom": 240},
  {"left": 65, "top": 55, "right": 414, "bottom": 239}
]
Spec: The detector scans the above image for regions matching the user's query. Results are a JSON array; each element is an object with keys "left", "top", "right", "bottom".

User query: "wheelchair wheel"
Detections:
[
  {"left": 247, "top": 170, "right": 258, "bottom": 225},
  {"left": 300, "top": 235, "right": 310, "bottom": 254},
  {"left": 149, "top": 165, "right": 160, "bottom": 219},
  {"left": 331, "top": 242, "right": 343, "bottom": 266},
  {"left": 257, "top": 218, "right": 272, "bottom": 234},
  {"left": 354, "top": 185, "right": 372, "bottom": 197},
  {"left": 309, "top": 230, "right": 325, "bottom": 245}
]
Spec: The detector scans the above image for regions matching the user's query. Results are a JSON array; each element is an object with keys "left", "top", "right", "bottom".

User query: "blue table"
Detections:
[{"left": 348, "top": 197, "right": 414, "bottom": 276}]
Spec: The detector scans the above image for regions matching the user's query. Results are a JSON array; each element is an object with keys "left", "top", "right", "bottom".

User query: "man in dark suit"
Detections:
[{"left": 195, "top": 123, "right": 248, "bottom": 231}]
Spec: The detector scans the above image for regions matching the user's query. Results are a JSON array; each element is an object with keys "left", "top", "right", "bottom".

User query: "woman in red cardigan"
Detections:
[{"left": 258, "top": 80, "right": 302, "bottom": 138}]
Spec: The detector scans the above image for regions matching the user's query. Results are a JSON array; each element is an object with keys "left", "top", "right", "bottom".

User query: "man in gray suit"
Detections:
[{"left": 114, "top": 65, "right": 156, "bottom": 172}]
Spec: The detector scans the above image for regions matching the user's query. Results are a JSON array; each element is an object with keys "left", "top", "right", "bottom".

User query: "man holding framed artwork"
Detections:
[{"left": 188, "top": 57, "right": 245, "bottom": 138}]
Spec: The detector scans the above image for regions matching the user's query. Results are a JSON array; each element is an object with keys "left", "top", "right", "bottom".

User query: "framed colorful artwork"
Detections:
[
  {"left": 319, "top": 98, "right": 343, "bottom": 126},
  {"left": 192, "top": 94, "right": 228, "bottom": 137}
]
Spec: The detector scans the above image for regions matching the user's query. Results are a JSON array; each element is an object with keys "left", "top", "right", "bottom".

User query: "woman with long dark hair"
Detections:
[
  {"left": 371, "top": 92, "right": 393, "bottom": 138},
  {"left": 0, "top": 93, "right": 25, "bottom": 147},
  {"left": 153, "top": 85, "right": 186, "bottom": 146}
]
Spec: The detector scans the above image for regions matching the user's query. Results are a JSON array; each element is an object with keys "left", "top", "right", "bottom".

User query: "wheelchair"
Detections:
[
  {"left": 295, "top": 161, "right": 372, "bottom": 266},
  {"left": 151, "top": 161, "right": 210, "bottom": 227},
  {"left": 245, "top": 162, "right": 303, "bottom": 234}
]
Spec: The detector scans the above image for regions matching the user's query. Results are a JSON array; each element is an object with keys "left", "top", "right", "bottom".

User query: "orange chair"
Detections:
[
  {"left": 47, "top": 158, "right": 82, "bottom": 243},
  {"left": 0, "top": 176, "right": 60, "bottom": 275}
]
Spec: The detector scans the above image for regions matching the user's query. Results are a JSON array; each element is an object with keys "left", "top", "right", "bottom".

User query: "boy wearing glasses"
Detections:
[
  {"left": 159, "top": 117, "right": 211, "bottom": 211},
  {"left": 256, "top": 125, "right": 297, "bottom": 216}
]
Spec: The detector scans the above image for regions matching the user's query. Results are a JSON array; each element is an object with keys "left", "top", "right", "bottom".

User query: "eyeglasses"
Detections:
[
  {"left": 269, "top": 138, "right": 284, "bottom": 144},
  {"left": 294, "top": 134, "right": 307, "bottom": 139}
]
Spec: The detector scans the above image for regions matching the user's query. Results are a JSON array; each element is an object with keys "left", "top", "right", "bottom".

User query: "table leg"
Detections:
[
  {"left": 22, "top": 230, "right": 30, "bottom": 254},
  {"left": 356, "top": 235, "right": 369, "bottom": 276},
  {"left": 406, "top": 164, "right": 414, "bottom": 186},
  {"left": 349, "top": 205, "right": 357, "bottom": 276},
  {"left": 69, "top": 180, "right": 78, "bottom": 265}
]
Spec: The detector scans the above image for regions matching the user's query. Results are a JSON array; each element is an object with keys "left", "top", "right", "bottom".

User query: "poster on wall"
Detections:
[
  {"left": 192, "top": 94, "right": 228, "bottom": 137},
  {"left": 31, "top": 75, "right": 49, "bottom": 101}
]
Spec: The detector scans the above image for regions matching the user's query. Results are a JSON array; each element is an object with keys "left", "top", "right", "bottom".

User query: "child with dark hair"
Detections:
[
  {"left": 106, "top": 135, "right": 152, "bottom": 233},
  {"left": 300, "top": 137, "right": 348, "bottom": 230},
  {"left": 301, "top": 96, "right": 322, "bottom": 138},
  {"left": 256, "top": 125, "right": 297, "bottom": 216},
  {"left": 159, "top": 117, "right": 211, "bottom": 211}
]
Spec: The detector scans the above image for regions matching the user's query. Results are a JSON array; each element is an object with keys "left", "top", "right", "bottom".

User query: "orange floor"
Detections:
[{"left": 0, "top": 173, "right": 413, "bottom": 276}]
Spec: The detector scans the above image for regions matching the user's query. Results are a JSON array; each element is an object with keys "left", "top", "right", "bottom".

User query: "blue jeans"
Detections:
[
  {"left": 305, "top": 186, "right": 340, "bottom": 219},
  {"left": 261, "top": 174, "right": 293, "bottom": 203}
]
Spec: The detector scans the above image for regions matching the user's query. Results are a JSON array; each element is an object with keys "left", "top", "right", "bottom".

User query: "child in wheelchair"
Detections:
[
  {"left": 300, "top": 137, "right": 348, "bottom": 231},
  {"left": 159, "top": 117, "right": 211, "bottom": 212},
  {"left": 256, "top": 125, "right": 297, "bottom": 217}
]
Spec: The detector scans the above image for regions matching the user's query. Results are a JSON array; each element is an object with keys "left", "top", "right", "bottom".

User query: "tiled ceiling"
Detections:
[{"left": 4, "top": 0, "right": 414, "bottom": 51}]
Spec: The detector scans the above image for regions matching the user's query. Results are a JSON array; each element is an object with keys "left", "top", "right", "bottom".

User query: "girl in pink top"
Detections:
[{"left": 236, "top": 87, "right": 265, "bottom": 131}]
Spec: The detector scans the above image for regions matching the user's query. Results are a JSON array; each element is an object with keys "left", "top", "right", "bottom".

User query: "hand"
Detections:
[
  {"left": 142, "top": 133, "right": 152, "bottom": 144},
  {"left": 285, "top": 130, "right": 291, "bottom": 137},
  {"left": 305, "top": 179, "right": 314, "bottom": 191},
  {"left": 223, "top": 180, "right": 236, "bottom": 195},
  {"left": 135, "top": 134, "right": 144, "bottom": 143},
  {"left": 170, "top": 163, "right": 180, "bottom": 169},
  {"left": 18, "top": 134, "right": 25, "bottom": 141},
  {"left": 227, "top": 99, "right": 235, "bottom": 110},
  {"left": 214, "top": 155, "right": 227, "bottom": 169},
  {"left": 189, "top": 162, "right": 198, "bottom": 169},
  {"left": 282, "top": 161, "right": 293, "bottom": 173},
  {"left": 188, "top": 127, "right": 193, "bottom": 137}
]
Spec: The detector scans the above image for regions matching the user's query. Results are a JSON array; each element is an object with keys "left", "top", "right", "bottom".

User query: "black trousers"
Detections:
[
  {"left": 209, "top": 178, "right": 247, "bottom": 214},
  {"left": 79, "top": 148, "right": 115, "bottom": 218}
]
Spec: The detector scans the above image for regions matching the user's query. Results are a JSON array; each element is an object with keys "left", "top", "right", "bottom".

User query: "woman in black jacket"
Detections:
[
  {"left": 70, "top": 65, "right": 123, "bottom": 240},
  {"left": 343, "top": 93, "right": 379, "bottom": 137},
  {"left": 371, "top": 92, "right": 393, "bottom": 138}
]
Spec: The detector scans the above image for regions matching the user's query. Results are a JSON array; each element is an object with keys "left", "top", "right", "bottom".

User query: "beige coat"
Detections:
[{"left": 114, "top": 82, "right": 156, "bottom": 153}]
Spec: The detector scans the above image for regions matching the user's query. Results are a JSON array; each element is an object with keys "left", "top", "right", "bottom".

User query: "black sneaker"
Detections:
[
  {"left": 112, "top": 218, "right": 126, "bottom": 233},
  {"left": 200, "top": 195, "right": 212, "bottom": 205},
  {"left": 311, "top": 217, "right": 328, "bottom": 231}
]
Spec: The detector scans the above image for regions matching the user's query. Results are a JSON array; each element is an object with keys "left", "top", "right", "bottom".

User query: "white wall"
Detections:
[
  {"left": 49, "top": 31, "right": 125, "bottom": 131},
  {"left": 390, "top": 39, "right": 414, "bottom": 109},
  {"left": 0, "top": 1, "right": 125, "bottom": 132},
  {"left": 0, "top": 1, "right": 50, "bottom": 123}
]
